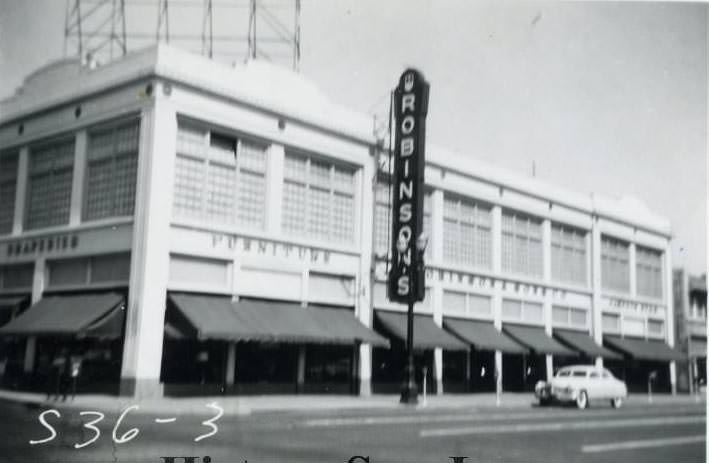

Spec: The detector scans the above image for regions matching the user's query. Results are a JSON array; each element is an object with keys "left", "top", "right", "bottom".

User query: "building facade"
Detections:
[
  {"left": 673, "top": 269, "right": 707, "bottom": 394},
  {"left": 0, "top": 46, "right": 681, "bottom": 398}
]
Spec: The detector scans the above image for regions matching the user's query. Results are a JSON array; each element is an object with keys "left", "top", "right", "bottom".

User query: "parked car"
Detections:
[{"left": 534, "top": 365, "right": 627, "bottom": 409}]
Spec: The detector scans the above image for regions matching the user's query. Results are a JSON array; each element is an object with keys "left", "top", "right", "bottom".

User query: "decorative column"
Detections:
[
  {"left": 492, "top": 205, "right": 503, "bottom": 397},
  {"left": 69, "top": 131, "right": 87, "bottom": 226},
  {"left": 225, "top": 342, "right": 236, "bottom": 387},
  {"left": 12, "top": 148, "right": 28, "bottom": 235},
  {"left": 358, "top": 150, "right": 375, "bottom": 396},
  {"left": 665, "top": 244, "right": 676, "bottom": 394},
  {"left": 432, "top": 285, "right": 444, "bottom": 395},
  {"left": 591, "top": 219, "right": 604, "bottom": 368},
  {"left": 23, "top": 257, "right": 45, "bottom": 373},
  {"left": 432, "top": 189, "right": 444, "bottom": 262},
  {"left": 629, "top": 242, "right": 637, "bottom": 298},
  {"left": 296, "top": 346, "right": 306, "bottom": 393},
  {"left": 120, "top": 84, "right": 177, "bottom": 398},
  {"left": 542, "top": 219, "right": 553, "bottom": 380}
]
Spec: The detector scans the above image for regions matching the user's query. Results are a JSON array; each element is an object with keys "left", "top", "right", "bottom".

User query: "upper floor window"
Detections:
[
  {"left": 551, "top": 224, "right": 587, "bottom": 286},
  {"left": 602, "top": 312, "right": 620, "bottom": 333},
  {"left": 552, "top": 305, "right": 588, "bottom": 328},
  {"left": 373, "top": 179, "right": 431, "bottom": 257},
  {"left": 443, "top": 194, "right": 492, "bottom": 269},
  {"left": 283, "top": 152, "right": 356, "bottom": 244},
  {"left": 601, "top": 236, "right": 629, "bottom": 293},
  {"left": 0, "top": 263, "right": 34, "bottom": 291},
  {"left": 0, "top": 150, "right": 19, "bottom": 235},
  {"left": 83, "top": 119, "right": 140, "bottom": 221},
  {"left": 25, "top": 137, "right": 75, "bottom": 230},
  {"left": 502, "top": 299, "right": 543, "bottom": 323},
  {"left": 47, "top": 253, "right": 130, "bottom": 288},
  {"left": 636, "top": 246, "right": 663, "bottom": 299},
  {"left": 502, "top": 211, "right": 543, "bottom": 278},
  {"left": 173, "top": 123, "right": 267, "bottom": 229}
]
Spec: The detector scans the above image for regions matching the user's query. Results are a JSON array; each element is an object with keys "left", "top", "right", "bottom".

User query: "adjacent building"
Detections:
[
  {"left": 0, "top": 45, "right": 681, "bottom": 398},
  {"left": 673, "top": 269, "right": 707, "bottom": 393}
]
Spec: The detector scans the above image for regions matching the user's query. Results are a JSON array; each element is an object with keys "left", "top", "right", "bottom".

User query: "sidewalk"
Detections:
[{"left": 0, "top": 388, "right": 704, "bottom": 416}]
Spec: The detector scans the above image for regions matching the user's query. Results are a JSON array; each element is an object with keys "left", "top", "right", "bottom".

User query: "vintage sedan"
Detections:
[{"left": 534, "top": 365, "right": 627, "bottom": 409}]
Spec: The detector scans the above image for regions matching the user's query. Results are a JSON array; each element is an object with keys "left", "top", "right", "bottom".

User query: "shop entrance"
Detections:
[{"left": 502, "top": 353, "right": 544, "bottom": 392}]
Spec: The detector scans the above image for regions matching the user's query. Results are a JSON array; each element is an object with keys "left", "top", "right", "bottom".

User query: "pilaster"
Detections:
[{"left": 120, "top": 87, "right": 176, "bottom": 398}]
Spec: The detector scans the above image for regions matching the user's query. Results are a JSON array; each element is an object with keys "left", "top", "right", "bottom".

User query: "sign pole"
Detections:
[{"left": 386, "top": 68, "right": 429, "bottom": 405}]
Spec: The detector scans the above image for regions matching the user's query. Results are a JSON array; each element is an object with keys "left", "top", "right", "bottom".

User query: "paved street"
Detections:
[{"left": 0, "top": 398, "right": 705, "bottom": 463}]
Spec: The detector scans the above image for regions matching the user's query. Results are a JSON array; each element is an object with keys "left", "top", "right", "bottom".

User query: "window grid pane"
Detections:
[
  {"left": 25, "top": 139, "right": 75, "bottom": 230},
  {"left": 0, "top": 151, "right": 18, "bottom": 234},
  {"left": 173, "top": 125, "right": 267, "bottom": 229},
  {"left": 551, "top": 224, "right": 587, "bottom": 285},
  {"left": 206, "top": 162, "right": 237, "bottom": 223},
  {"left": 173, "top": 155, "right": 205, "bottom": 218},
  {"left": 501, "top": 211, "right": 542, "bottom": 277},
  {"left": 282, "top": 181, "right": 307, "bottom": 234},
  {"left": 502, "top": 299, "right": 522, "bottom": 319},
  {"left": 636, "top": 246, "right": 663, "bottom": 299},
  {"left": 84, "top": 120, "right": 140, "bottom": 221},
  {"left": 443, "top": 195, "right": 492, "bottom": 269},
  {"left": 282, "top": 153, "right": 356, "bottom": 244},
  {"left": 601, "top": 237, "right": 630, "bottom": 293}
]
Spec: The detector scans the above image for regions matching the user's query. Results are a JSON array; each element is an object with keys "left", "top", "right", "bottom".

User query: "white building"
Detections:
[{"left": 0, "top": 45, "right": 680, "bottom": 398}]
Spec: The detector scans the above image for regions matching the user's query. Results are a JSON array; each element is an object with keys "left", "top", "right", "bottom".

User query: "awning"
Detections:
[
  {"left": 689, "top": 337, "right": 707, "bottom": 358},
  {"left": 503, "top": 324, "right": 576, "bottom": 356},
  {"left": 554, "top": 329, "right": 622, "bottom": 359},
  {"left": 374, "top": 310, "right": 468, "bottom": 351},
  {"left": 169, "top": 294, "right": 388, "bottom": 346},
  {"left": 443, "top": 318, "right": 527, "bottom": 354},
  {"left": 604, "top": 336, "right": 685, "bottom": 362},
  {"left": 0, "top": 296, "right": 27, "bottom": 308},
  {"left": 0, "top": 296, "right": 27, "bottom": 327},
  {"left": 0, "top": 293, "right": 124, "bottom": 338}
]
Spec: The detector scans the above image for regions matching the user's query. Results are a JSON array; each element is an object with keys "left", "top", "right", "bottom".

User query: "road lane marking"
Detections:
[
  {"left": 419, "top": 415, "right": 705, "bottom": 437},
  {"left": 154, "top": 417, "right": 177, "bottom": 423},
  {"left": 582, "top": 435, "right": 706, "bottom": 453},
  {"left": 303, "top": 407, "right": 704, "bottom": 428}
]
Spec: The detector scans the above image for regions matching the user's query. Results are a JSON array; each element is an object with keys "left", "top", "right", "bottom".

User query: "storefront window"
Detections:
[{"left": 25, "top": 137, "right": 75, "bottom": 230}]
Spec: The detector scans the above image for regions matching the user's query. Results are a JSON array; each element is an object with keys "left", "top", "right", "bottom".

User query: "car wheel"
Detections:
[
  {"left": 611, "top": 397, "right": 623, "bottom": 409},
  {"left": 576, "top": 390, "right": 588, "bottom": 409}
]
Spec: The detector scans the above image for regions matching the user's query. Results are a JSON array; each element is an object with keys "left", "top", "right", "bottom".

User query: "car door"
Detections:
[{"left": 588, "top": 370, "right": 603, "bottom": 399}]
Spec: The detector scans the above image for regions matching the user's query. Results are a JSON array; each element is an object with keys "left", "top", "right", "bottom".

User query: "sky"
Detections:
[{"left": 0, "top": 0, "right": 706, "bottom": 275}]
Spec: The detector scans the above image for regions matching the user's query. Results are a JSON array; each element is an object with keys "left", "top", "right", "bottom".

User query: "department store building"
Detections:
[{"left": 0, "top": 45, "right": 680, "bottom": 397}]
